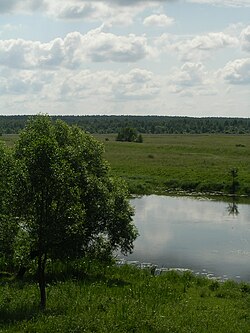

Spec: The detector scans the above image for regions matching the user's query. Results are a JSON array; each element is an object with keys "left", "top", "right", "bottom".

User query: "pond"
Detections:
[{"left": 122, "top": 195, "right": 250, "bottom": 281}]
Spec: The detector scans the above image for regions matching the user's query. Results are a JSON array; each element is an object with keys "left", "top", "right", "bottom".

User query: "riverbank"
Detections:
[{"left": 1, "top": 264, "right": 250, "bottom": 332}]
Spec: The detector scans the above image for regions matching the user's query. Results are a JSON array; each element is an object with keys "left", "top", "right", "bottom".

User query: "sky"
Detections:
[{"left": 0, "top": 0, "right": 249, "bottom": 117}]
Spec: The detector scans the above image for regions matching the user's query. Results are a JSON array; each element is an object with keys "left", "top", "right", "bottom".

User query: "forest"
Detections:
[{"left": 1, "top": 115, "right": 250, "bottom": 135}]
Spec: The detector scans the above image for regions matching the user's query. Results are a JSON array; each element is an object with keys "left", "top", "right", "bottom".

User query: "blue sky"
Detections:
[{"left": 0, "top": 0, "right": 249, "bottom": 117}]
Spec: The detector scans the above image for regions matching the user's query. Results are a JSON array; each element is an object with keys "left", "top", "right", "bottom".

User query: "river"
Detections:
[{"left": 122, "top": 195, "right": 250, "bottom": 281}]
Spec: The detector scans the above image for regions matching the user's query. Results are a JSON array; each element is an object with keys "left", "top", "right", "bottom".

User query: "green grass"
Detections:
[
  {"left": 0, "top": 134, "right": 19, "bottom": 148},
  {"left": 1, "top": 266, "right": 250, "bottom": 332},
  {"left": 2, "top": 133, "right": 250, "bottom": 196},
  {"left": 96, "top": 134, "right": 250, "bottom": 196}
]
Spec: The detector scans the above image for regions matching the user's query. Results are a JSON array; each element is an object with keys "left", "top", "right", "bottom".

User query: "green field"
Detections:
[
  {"left": 1, "top": 265, "right": 250, "bottom": 333},
  {"left": 2, "top": 133, "right": 250, "bottom": 197},
  {"left": 95, "top": 134, "right": 250, "bottom": 197}
]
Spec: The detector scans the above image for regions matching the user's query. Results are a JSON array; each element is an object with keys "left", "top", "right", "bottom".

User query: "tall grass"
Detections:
[{"left": 1, "top": 265, "right": 250, "bottom": 332}]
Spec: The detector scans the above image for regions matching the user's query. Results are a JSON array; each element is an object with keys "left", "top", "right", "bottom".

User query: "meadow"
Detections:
[
  {"left": 1, "top": 264, "right": 250, "bottom": 333},
  {"left": 2, "top": 133, "right": 250, "bottom": 197},
  {"left": 95, "top": 134, "right": 250, "bottom": 197}
]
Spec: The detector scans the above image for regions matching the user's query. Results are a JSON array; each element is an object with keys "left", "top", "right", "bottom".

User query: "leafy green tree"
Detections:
[
  {"left": 13, "top": 115, "right": 137, "bottom": 309},
  {"left": 0, "top": 142, "right": 17, "bottom": 271},
  {"left": 136, "top": 134, "right": 143, "bottom": 143},
  {"left": 116, "top": 127, "right": 143, "bottom": 143}
]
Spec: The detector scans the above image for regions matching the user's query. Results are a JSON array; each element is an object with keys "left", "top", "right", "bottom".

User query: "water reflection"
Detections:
[
  {"left": 227, "top": 196, "right": 239, "bottom": 216},
  {"left": 124, "top": 195, "right": 250, "bottom": 281}
]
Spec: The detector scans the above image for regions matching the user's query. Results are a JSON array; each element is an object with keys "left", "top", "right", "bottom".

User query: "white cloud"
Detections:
[
  {"left": 0, "top": 28, "right": 151, "bottom": 69},
  {"left": 112, "top": 68, "right": 160, "bottom": 99},
  {"left": 39, "top": 1, "right": 162, "bottom": 26},
  {"left": 81, "top": 28, "right": 150, "bottom": 62},
  {"left": 240, "top": 26, "right": 250, "bottom": 52},
  {"left": 0, "top": 1, "right": 174, "bottom": 26},
  {"left": 219, "top": 58, "right": 250, "bottom": 84},
  {"left": 58, "top": 70, "right": 112, "bottom": 100},
  {"left": 59, "top": 68, "right": 160, "bottom": 101},
  {"left": 0, "top": 66, "right": 160, "bottom": 104},
  {"left": 1, "top": 0, "right": 250, "bottom": 117},
  {"left": 168, "top": 62, "right": 213, "bottom": 94},
  {"left": 0, "top": 68, "right": 54, "bottom": 95},
  {"left": 143, "top": 14, "right": 174, "bottom": 27},
  {"left": 57, "top": 3, "right": 100, "bottom": 20},
  {"left": 156, "top": 31, "right": 239, "bottom": 61},
  {"left": 1, "top": 0, "right": 250, "bottom": 17}
]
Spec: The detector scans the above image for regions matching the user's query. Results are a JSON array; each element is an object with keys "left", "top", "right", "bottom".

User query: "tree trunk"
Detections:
[{"left": 38, "top": 253, "right": 47, "bottom": 310}]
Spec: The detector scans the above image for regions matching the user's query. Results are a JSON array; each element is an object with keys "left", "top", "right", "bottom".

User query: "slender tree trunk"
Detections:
[{"left": 38, "top": 253, "right": 47, "bottom": 310}]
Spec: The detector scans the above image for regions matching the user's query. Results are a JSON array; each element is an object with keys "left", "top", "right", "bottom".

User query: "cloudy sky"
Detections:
[{"left": 0, "top": 0, "right": 249, "bottom": 117}]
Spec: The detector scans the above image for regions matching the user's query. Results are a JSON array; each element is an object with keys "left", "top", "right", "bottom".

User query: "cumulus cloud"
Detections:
[
  {"left": 168, "top": 62, "right": 212, "bottom": 94},
  {"left": 82, "top": 28, "right": 150, "bottom": 62},
  {"left": 0, "top": 66, "right": 160, "bottom": 103},
  {"left": 156, "top": 31, "right": 239, "bottom": 61},
  {"left": 50, "top": 1, "right": 162, "bottom": 25},
  {"left": 59, "top": 68, "right": 160, "bottom": 101},
  {"left": 58, "top": 70, "right": 112, "bottom": 100},
  {"left": 0, "top": 1, "right": 163, "bottom": 26},
  {"left": 57, "top": 3, "right": 99, "bottom": 20},
  {"left": 112, "top": 68, "right": 160, "bottom": 99},
  {"left": 1, "top": 0, "right": 250, "bottom": 16},
  {"left": 219, "top": 58, "right": 250, "bottom": 85},
  {"left": 0, "top": 68, "right": 54, "bottom": 96},
  {"left": 240, "top": 26, "right": 250, "bottom": 52},
  {"left": 0, "top": 28, "right": 151, "bottom": 69},
  {"left": 143, "top": 14, "right": 174, "bottom": 27}
]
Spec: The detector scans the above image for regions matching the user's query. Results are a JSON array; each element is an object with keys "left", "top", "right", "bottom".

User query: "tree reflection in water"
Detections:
[{"left": 227, "top": 196, "right": 239, "bottom": 216}]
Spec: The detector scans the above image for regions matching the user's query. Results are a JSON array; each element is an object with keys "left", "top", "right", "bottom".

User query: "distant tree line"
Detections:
[{"left": 1, "top": 115, "right": 250, "bottom": 135}]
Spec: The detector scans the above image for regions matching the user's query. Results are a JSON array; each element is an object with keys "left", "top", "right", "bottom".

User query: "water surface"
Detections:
[{"left": 125, "top": 195, "right": 250, "bottom": 281}]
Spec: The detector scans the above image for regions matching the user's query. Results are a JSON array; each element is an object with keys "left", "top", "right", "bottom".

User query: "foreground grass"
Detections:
[
  {"left": 96, "top": 134, "right": 250, "bottom": 196},
  {"left": 0, "top": 265, "right": 250, "bottom": 333}
]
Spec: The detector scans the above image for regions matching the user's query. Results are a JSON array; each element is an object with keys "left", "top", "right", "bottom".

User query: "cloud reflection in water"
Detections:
[{"left": 127, "top": 195, "right": 250, "bottom": 281}]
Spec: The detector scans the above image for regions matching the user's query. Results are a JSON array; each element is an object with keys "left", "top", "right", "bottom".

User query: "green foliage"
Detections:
[
  {"left": 137, "top": 133, "right": 143, "bottom": 143},
  {"left": 5, "top": 115, "right": 137, "bottom": 308},
  {"left": 116, "top": 127, "right": 143, "bottom": 143},
  {"left": 14, "top": 115, "right": 136, "bottom": 254},
  {"left": 0, "top": 143, "right": 18, "bottom": 271}
]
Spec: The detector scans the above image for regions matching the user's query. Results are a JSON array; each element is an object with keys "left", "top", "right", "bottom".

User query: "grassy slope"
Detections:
[
  {"left": 96, "top": 134, "right": 250, "bottom": 196},
  {"left": 1, "top": 266, "right": 250, "bottom": 333}
]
